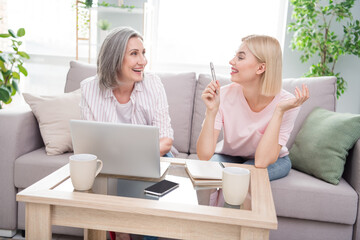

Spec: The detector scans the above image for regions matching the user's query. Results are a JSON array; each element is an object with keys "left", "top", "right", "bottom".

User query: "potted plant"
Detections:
[
  {"left": 288, "top": 0, "right": 360, "bottom": 98},
  {"left": 98, "top": 19, "right": 111, "bottom": 44},
  {"left": 0, "top": 27, "right": 30, "bottom": 109}
]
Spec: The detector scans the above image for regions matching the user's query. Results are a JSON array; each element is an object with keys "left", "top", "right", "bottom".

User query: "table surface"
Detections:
[{"left": 16, "top": 157, "right": 277, "bottom": 240}]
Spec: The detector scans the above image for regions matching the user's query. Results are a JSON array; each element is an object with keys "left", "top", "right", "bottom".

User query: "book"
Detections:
[{"left": 185, "top": 160, "right": 223, "bottom": 187}]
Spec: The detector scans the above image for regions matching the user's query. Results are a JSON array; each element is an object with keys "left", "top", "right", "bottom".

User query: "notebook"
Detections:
[
  {"left": 70, "top": 119, "right": 170, "bottom": 179},
  {"left": 185, "top": 160, "right": 223, "bottom": 187}
]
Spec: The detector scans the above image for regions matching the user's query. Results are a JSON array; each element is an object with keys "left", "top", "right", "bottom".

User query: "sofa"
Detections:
[{"left": 0, "top": 60, "right": 359, "bottom": 240}]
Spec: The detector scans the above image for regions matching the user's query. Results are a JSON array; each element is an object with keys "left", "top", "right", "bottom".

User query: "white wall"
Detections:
[{"left": 282, "top": 2, "right": 360, "bottom": 114}]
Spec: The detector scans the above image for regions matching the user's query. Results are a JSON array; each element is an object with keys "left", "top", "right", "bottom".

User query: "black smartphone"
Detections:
[{"left": 144, "top": 179, "right": 179, "bottom": 196}]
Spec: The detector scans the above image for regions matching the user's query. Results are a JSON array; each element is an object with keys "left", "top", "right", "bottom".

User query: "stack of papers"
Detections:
[{"left": 185, "top": 160, "right": 223, "bottom": 187}]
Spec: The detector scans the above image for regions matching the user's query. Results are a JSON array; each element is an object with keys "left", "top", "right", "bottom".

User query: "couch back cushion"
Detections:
[
  {"left": 189, "top": 75, "right": 337, "bottom": 155},
  {"left": 189, "top": 74, "right": 232, "bottom": 154},
  {"left": 65, "top": 61, "right": 197, "bottom": 153},
  {"left": 65, "top": 61, "right": 97, "bottom": 93},
  {"left": 282, "top": 76, "right": 337, "bottom": 148},
  {"left": 156, "top": 72, "right": 196, "bottom": 153}
]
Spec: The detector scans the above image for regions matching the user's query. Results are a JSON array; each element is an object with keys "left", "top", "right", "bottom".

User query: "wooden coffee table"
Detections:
[{"left": 16, "top": 158, "right": 277, "bottom": 240}]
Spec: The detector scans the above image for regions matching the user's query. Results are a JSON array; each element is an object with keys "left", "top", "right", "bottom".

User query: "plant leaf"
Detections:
[
  {"left": 0, "top": 86, "right": 11, "bottom": 103},
  {"left": 0, "top": 60, "right": 7, "bottom": 72},
  {"left": 17, "top": 28, "right": 25, "bottom": 37},
  {"left": 0, "top": 33, "right": 10, "bottom": 38},
  {"left": 18, "top": 65, "right": 28, "bottom": 76},
  {"left": 4, "top": 96, "right": 12, "bottom": 104},
  {"left": 8, "top": 29, "right": 16, "bottom": 38},
  {"left": 18, "top": 51, "right": 30, "bottom": 59},
  {"left": 12, "top": 72, "right": 20, "bottom": 79},
  {"left": 12, "top": 79, "right": 19, "bottom": 92}
]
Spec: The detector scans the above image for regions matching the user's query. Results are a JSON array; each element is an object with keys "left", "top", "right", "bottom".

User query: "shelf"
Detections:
[{"left": 93, "top": 6, "right": 143, "bottom": 14}]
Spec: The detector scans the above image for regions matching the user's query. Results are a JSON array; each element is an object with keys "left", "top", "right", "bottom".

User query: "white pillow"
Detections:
[{"left": 23, "top": 90, "right": 81, "bottom": 155}]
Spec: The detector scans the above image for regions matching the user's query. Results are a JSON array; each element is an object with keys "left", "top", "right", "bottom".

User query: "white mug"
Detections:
[
  {"left": 69, "top": 154, "right": 103, "bottom": 191},
  {"left": 222, "top": 167, "right": 250, "bottom": 206}
]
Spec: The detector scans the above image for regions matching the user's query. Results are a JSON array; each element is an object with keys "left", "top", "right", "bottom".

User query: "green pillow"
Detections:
[{"left": 290, "top": 107, "right": 360, "bottom": 185}]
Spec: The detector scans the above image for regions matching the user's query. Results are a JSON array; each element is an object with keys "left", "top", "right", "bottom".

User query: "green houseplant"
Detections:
[
  {"left": 0, "top": 27, "right": 30, "bottom": 108},
  {"left": 288, "top": 0, "right": 360, "bottom": 98}
]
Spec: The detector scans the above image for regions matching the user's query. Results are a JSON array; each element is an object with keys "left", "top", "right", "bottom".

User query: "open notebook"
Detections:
[{"left": 185, "top": 160, "right": 223, "bottom": 187}]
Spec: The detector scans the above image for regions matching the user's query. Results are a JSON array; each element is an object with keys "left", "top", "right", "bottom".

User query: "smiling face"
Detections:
[
  {"left": 117, "top": 37, "right": 147, "bottom": 83},
  {"left": 229, "top": 43, "right": 265, "bottom": 85}
]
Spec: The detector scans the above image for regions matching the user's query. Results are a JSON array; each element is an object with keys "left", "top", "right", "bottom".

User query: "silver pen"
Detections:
[
  {"left": 219, "top": 162, "right": 225, "bottom": 168},
  {"left": 210, "top": 62, "right": 219, "bottom": 95}
]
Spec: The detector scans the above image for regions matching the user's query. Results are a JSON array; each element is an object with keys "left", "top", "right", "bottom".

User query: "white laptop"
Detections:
[{"left": 70, "top": 120, "right": 170, "bottom": 179}]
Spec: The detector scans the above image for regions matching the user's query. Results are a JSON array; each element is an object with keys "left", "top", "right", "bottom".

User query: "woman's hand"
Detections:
[
  {"left": 276, "top": 84, "right": 309, "bottom": 113},
  {"left": 201, "top": 80, "right": 221, "bottom": 113}
]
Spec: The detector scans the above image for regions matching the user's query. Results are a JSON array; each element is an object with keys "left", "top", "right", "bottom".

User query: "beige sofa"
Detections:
[{"left": 0, "top": 60, "right": 359, "bottom": 240}]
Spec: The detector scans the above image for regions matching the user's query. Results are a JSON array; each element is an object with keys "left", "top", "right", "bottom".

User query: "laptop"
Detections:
[{"left": 70, "top": 119, "right": 170, "bottom": 179}]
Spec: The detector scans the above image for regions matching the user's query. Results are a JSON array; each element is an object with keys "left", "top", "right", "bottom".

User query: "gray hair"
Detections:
[{"left": 97, "top": 26, "right": 143, "bottom": 89}]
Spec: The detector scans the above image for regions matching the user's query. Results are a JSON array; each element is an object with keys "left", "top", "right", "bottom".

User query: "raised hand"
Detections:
[
  {"left": 201, "top": 80, "right": 221, "bottom": 112},
  {"left": 277, "top": 84, "right": 309, "bottom": 113}
]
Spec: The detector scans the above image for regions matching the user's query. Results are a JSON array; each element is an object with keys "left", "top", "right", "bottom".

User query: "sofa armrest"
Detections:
[
  {"left": 343, "top": 139, "right": 360, "bottom": 240},
  {"left": 0, "top": 107, "right": 43, "bottom": 230}
]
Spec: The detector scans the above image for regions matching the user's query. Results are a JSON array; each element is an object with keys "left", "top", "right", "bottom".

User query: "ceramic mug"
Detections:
[
  {"left": 222, "top": 167, "right": 250, "bottom": 206},
  {"left": 69, "top": 154, "right": 103, "bottom": 191}
]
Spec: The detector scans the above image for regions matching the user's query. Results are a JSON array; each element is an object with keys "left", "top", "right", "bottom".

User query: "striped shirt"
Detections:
[{"left": 80, "top": 73, "right": 174, "bottom": 139}]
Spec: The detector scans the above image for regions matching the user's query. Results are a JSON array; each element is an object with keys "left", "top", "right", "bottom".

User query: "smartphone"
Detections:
[
  {"left": 210, "top": 62, "right": 218, "bottom": 94},
  {"left": 144, "top": 179, "right": 179, "bottom": 197}
]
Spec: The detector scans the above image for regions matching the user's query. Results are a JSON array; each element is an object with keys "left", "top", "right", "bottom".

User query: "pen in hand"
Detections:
[{"left": 210, "top": 62, "right": 219, "bottom": 95}]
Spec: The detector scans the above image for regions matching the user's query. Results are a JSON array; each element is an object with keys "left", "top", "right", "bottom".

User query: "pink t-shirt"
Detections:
[{"left": 214, "top": 83, "right": 300, "bottom": 158}]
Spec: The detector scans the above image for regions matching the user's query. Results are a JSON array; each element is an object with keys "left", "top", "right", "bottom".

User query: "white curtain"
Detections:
[{"left": 146, "top": 0, "right": 289, "bottom": 75}]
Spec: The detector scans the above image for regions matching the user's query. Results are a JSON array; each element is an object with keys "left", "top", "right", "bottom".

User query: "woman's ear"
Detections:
[{"left": 256, "top": 63, "right": 266, "bottom": 75}]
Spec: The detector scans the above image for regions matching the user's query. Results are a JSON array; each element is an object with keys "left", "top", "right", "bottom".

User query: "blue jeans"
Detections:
[
  {"left": 210, "top": 154, "right": 291, "bottom": 181},
  {"left": 163, "top": 152, "right": 174, "bottom": 158}
]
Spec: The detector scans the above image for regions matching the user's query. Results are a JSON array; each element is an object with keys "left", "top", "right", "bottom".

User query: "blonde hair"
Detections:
[{"left": 241, "top": 35, "right": 282, "bottom": 96}]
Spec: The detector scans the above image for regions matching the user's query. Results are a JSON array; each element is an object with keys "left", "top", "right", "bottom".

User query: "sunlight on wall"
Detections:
[
  {"left": 149, "top": 0, "right": 288, "bottom": 74},
  {"left": 0, "top": 0, "right": 8, "bottom": 51},
  {"left": 149, "top": 0, "right": 287, "bottom": 74}
]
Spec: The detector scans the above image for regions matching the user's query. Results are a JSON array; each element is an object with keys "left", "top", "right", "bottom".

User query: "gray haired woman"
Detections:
[{"left": 80, "top": 27, "right": 174, "bottom": 157}]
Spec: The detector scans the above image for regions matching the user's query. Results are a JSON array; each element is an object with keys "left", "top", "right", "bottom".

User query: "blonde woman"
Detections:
[{"left": 197, "top": 35, "right": 309, "bottom": 181}]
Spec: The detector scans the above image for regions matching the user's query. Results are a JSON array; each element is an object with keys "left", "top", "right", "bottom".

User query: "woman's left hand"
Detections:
[{"left": 277, "top": 84, "right": 309, "bottom": 113}]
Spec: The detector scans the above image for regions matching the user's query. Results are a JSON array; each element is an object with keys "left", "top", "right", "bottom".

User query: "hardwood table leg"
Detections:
[
  {"left": 240, "top": 226, "right": 269, "bottom": 240},
  {"left": 84, "top": 229, "right": 106, "bottom": 240},
  {"left": 25, "top": 203, "right": 51, "bottom": 240}
]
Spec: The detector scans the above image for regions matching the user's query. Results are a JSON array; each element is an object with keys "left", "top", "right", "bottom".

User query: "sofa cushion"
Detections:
[
  {"left": 189, "top": 75, "right": 337, "bottom": 155},
  {"left": 65, "top": 61, "right": 197, "bottom": 154},
  {"left": 14, "top": 148, "right": 72, "bottom": 189},
  {"left": 282, "top": 76, "right": 337, "bottom": 149},
  {"left": 65, "top": 61, "right": 97, "bottom": 93},
  {"left": 290, "top": 107, "right": 360, "bottom": 184},
  {"left": 271, "top": 169, "right": 358, "bottom": 225},
  {"left": 189, "top": 74, "right": 231, "bottom": 154},
  {"left": 157, "top": 72, "right": 197, "bottom": 153},
  {"left": 23, "top": 90, "right": 81, "bottom": 155},
  {"left": 270, "top": 217, "right": 353, "bottom": 240}
]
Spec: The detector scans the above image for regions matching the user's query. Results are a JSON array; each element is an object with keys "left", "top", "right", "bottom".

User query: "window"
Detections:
[
  {"left": 147, "top": 0, "right": 288, "bottom": 75},
  {"left": 5, "top": 0, "right": 97, "bottom": 58}
]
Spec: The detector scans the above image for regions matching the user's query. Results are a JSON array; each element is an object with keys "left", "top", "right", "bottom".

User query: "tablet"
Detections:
[{"left": 144, "top": 180, "right": 179, "bottom": 196}]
